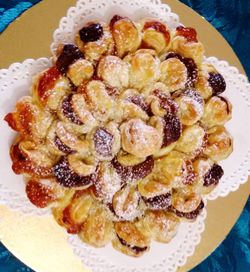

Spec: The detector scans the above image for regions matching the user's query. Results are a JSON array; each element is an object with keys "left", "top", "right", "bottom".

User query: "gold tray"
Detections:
[{"left": 0, "top": 0, "right": 249, "bottom": 271}]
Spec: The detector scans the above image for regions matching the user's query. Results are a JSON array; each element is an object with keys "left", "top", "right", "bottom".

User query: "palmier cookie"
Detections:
[
  {"left": 79, "top": 204, "right": 114, "bottom": 247},
  {"left": 142, "top": 210, "right": 180, "bottom": 243},
  {"left": 112, "top": 221, "right": 150, "bottom": 257},
  {"left": 110, "top": 15, "right": 141, "bottom": 58},
  {"left": 76, "top": 21, "right": 114, "bottom": 62},
  {"left": 201, "top": 96, "right": 232, "bottom": 128},
  {"left": 203, "top": 126, "right": 233, "bottom": 161},
  {"left": 195, "top": 63, "right": 226, "bottom": 99},
  {"left": 173, "top": 88, "right": 204, "bottom": 126},
  {"left": 139, "top": 19, "right": 171, "bottom": 54}
]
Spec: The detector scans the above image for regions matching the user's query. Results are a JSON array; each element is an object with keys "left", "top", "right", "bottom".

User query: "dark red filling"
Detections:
[
  {"left": 162, "top": 113, "right": 182, "bottom": 147},
  {"left": 93, "top": 128, "right": 114, "bottom": 157},
  {"left": 127, "top": 95, "right": 151, "bottom": 115},
  {"left": 111, "top": 156, "right": 154, "bottom": 182},
  {"left": 53, "top": 157, "right": 95, "bottom": 188},
  {"left": 117, "top": 235, "right": 148, "bottom": 254},
  {"left": 61, "top": 94, "right": 83, "bottom": 125},
  {"left": 143, "top": 193, "right": 172, "bottom": 210},
  {"left": 153, "top": 90, "right": 179, "bottom": 115},
  {"left": 165, "top": 52, "right": 198, "bottom": 86},
  {"left": 56, "top": 44, "right": 84, "bottom": 74},
  {"left": 54, "top": 136, "right": 74, "bottom": 154},
  {"left": 170, "top": 200, "right": 204, "bottom": 220},
  {"left": 208, "top": 72, "right": 226, "bottom": 95},
  {"left": 110, "top": 15, "right": 125, "bottom": 29},
  {"left": 79, "top": 23, "right": 104, "bottom": 43},
  {"left": 203, "top": 164, "right": 224, "bottom": 187}
]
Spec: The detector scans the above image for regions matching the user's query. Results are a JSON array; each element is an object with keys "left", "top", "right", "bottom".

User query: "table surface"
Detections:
[{"left": 0, "top": 0, "right": 249, "bottom": 271}]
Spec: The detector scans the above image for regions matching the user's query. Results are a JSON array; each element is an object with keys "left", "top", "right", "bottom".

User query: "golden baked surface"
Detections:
[{"left": 4, "top": 15, "right": 233, "bottom": 256}]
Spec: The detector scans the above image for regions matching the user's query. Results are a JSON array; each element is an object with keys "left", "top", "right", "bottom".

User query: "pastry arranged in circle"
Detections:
[{"left": 4, "top": 14, "right": 232, "bottom": 257}]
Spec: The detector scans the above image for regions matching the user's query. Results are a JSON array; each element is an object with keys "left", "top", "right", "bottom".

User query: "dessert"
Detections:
[{"left": 4, "top": 15, "right": 233, "bottom": 257}]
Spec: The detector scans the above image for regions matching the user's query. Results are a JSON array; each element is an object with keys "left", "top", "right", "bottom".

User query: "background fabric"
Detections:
[{"left": 0, "top": 0, "right": 249, "bottom": 271}]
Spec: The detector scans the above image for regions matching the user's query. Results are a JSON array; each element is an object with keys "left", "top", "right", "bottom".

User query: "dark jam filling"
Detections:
[
  {"left": 117, "top": 235, "right": 148, "bottom": 254},
  {"left": 54, "top": 135, "right": 74, "bottom": 154},
  {"left": 61, "top": 94, "right": 84, "bottom": 125},
  {"left": 165, "top": 52, "right": 198, "bottom": 87},
  {"left": 153, "top": 90, "right": 179, "bottom": 115},
  {"left": 170, "top": 200, "right": 204, "bottom": 220},
  {"left": 56, "top": 44, "right": 84, "bottom": 74},
  {"left": 79, "top": 23, "right": 104, "bottom": 43},
  {"left": 53, "top": 157, "right": 95, "bottom": 187},
  {"left": 143, "top": 193, "right": 172, "bottom": 210},
  {"left": 208, "top": 72, "right": 226, "bottom": 96},
  {"left": 93, "top": 128, "right": 114, "bottom": 157},
  {"left": 162, "top": 113, "right": 182, "bottom": 147},
  {"left": 203, "top": 164, "right": 224, "bottom": 187},
  {"left": 111, "top": 156, "right": 154, "bottom": 182},
  {"left": 127, "top": 95, "right": 151, "bottom": 115}
]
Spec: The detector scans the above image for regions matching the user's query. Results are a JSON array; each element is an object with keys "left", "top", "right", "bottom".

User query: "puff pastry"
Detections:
[{"left": 5, "top": 14, "right": 233, "bottom": 257}]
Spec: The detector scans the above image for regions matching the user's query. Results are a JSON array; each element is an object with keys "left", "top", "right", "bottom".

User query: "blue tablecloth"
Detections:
[{"left": 0, "top": 1, "right": 249, "bottom": 271}]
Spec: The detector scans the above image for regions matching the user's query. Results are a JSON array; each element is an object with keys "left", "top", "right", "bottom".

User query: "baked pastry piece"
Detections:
[
  {"left": 139, "top": 19, "right": 171, "bottom": 54},
  {"left": 142, "top": 210, "right": 180, "bottom": 243},
  {"left": 76, "top": 22, "right": 114, "bottom": 62},
  {"left": 110, "top": 15, "right": 141, "bottom": 58},
  {"left": 5, "top": 14, "right": 233, "bottom": 257},
  {"left": 195, "top": 63, "right": 226, "bottom": 99},
  {"left": 112, "top": 220, "right": 150, "bottom": 257},
  {"left": 203, "top": 126, "right": 233, "bottom": 161},
  {"left": 201, "top": 96, "right": 232, "bottom": 128}
]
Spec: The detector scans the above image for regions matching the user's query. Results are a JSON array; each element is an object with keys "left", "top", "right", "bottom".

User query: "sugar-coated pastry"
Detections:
[
  {"left": 6, "top": 15, "right": 234, "bottom": 258},
  {"left": 201, "top": 96, "right": 232, "bottom": 128},
  {"left": 124, "top": 49, "right": 161, "bottom": 90},
  {"left": 53, "top": 156, "right": 96, "bottom": 188},
  {"left": 138, "top": 176, "right": 171, "bottom": 199},
  {"left": 195, "top": 63, "right": 226, "bottom": 99},
  {"left": 4, "top": 96, "right": 53, "bottom": 142},
  {"left": 10, "top": 140, "right": 55, "bottom": 178},
  {"left": 97, "top": 56, "right": 129, "bottom": 88},
  {"left": 116, "top": 89, "right": 150, "bottom": 121},
  {"left": 120, "top": 118, "right": 162, "bottom": 158},
  {"left": 111, "top": 155, "right": 154, "bottom": 183},
  {"left": 47, "top": 121, "right": 89, "bottom": 156},
  {"left": 193, "top": 158, "right": 224, "bottom": 194},
  {"left": 93, "top": 162, "right": 122, "bottom": 204},
  {"left": 139, "top": 19, "right": 171, "bottom": 54},
  {"left": 76, "top": 22, "right": 114, "bottom": 62},
  {"left": 110, "top": 15, "right": 141, "bottom": 58},
  {"left": 172, "top": 26, "right": 205, "bottom": 65},
  {"left": 147, "top": 90, "right": 179, "bottom": 117},
  {"left": 112, "top": 184, "right": 143, "bottom": 221},
  {"left": 142, "top": 210, "right": 180, "bottom": 243},
  {"left": 79, "top": 80, "right": 115, "bottom": 122},
  {"left": 174, "top": 88, "right": 204, "bottom": 126},
  {"left": 112, "top": 221, "right": 150, "bottom": 257},
  {"left": 171, "top": 188, "right": 204, "bottom": 220},
  {"left": 163, "top": 52, "right": 198, "bottom": 87},
  {"left": 26, "top": 178, "right": 64, "bottom": 209},
  {"left": 32, "top": 66, "right": 71, "bottom": 110},
  {"left": 53, "top": 189, "right": 94, "bottom": 234},
  {"left": 160, "top": 58, "right": 188, "bottom": 91},
  {"left": 203, "top": 126, "right": 233, "bottom": 161},
  {"left": 175, "top": 124, "right": 206, "bottom": 157},
  {"left": 79, "top": 204, "right": 114, "bottom": 247},
  {"left": 57, "top": 93, "right": 98, "bottom": 135},
  {"left": 87, "top": 121, "right": 121, "bottom": 161},
  {"left": 143, "top": 82, "right": 170, "bottom": 96},
  {"left": 67, "top": 59, "right": 94, "bottom": 86}
]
